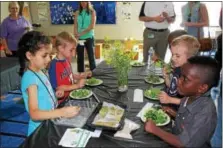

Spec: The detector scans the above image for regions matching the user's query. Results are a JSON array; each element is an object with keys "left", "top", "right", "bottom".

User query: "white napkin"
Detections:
[
  {"left": 114, "top": 118, "right": 140, "bottom": 139},
  {"left": 133, "top": 89, "right": 143, "bottom": 102},
  {"left": 136, "top": 102, "right": 154, "bottom": 118},
  {"left": 59, "top": 128, "right": 91, "bottom": 147}
]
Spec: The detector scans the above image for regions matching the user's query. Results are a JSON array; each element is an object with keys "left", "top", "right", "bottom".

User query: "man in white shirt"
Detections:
[{"left": 139, "top": 2, "right": 175, "bottom": 61}]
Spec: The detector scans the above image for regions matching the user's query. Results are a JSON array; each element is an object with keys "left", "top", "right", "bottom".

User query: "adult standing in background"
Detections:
[
  {"left": 139, "top": 2, "right": 175, "bottom": 61},
  {"left": 74, "top": 2, "right": 96, "bottom": 73},
  {"left": 181, "top": 2, "right": 209, "bottom": 38},
  {"left": 1, "top": 2, "right": 32, "bottom": 57}
]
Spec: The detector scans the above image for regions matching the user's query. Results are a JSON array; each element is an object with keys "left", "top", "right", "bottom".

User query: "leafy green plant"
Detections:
[{"left": 103, "top": 37, "right": 135, "bottom": 87}]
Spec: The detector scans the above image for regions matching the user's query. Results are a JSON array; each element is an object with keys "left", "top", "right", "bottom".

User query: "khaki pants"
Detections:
[{"left": 143, "top": 28, "right": 170, "bottom": 62}]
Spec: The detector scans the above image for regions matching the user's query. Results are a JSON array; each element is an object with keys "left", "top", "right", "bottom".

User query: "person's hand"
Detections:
[
  {"left": 162, "top": 67, "right": 168, "bottom": 79},
  {"left": 61, "top": 106, "right": 81, "bottom": 118},
  {"left": 154, "top": 15, "right": 165, "bottom": 23},
  {"left": 162, "top": 12, "right": 169, "bottom": 18},
  {"left": 184, "top": 22, "right": 193, "bottom": 27},
  {"left": 25, "top": 27, "right": 31, "bottom": 31},
  {"left": 159, "top": 91, "right": 171, "bottom": 104},
  {"left": 5, "top": 49, "right": 12, "bottom": 55},
  {"left": 144, "top": 119, "right": 157, "bottom": 134},
  {"left": 55, "top": 90, "right": 64, "bottom": 98},
  {"left": 77, "top": 79, "right": 85, "bottom": 88},
  {"left": 152, "top": 54, "right": 159, "bottom": 62},
  {"left": 86, "top": 71, "right": 92, "bottom": 78}
]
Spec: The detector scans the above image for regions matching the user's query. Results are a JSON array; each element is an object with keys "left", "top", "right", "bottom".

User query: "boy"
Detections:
[
  {"left": 159, "top": 35, "right": 200, "bottom": 107},
  {"left": 48, "top": 32, "right": 90, "bottom": 104},
  {"left": 152, "top": 29, "right": 187, "bottom": 61},
  {"left": 145, "top": 56, "right": 219, "bottom": 147}
]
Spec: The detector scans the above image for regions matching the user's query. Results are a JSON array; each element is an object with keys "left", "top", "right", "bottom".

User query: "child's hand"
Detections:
[
  {"left": 77, "top": 79, "right": 85, "bottom": 88},
  {"left": 159, "top": 91, "right": 171, "bottom": 104},
  {"left": 55, "top": 90, "right": 64, "bottom": 98},
  {"left": 61, "top": 106, "right": 81, "bottom": 118},
  {"left": 162, "top": 106, "right": 176, "bottom": 118},
  {"left": 152, "top": 53, "right": 159, "bottom": 62},
  {"left": 86, "top": 71, "right": 92, "bottom": 78},
  {"left": 162, "top": 67, "right": 168, "bottom": 78},
  {"left": 144, "top": 119, "right": 157, "bottom": 134}
]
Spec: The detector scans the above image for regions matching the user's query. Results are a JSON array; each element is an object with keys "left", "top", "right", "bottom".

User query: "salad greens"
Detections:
[
  {"left": 144, "top": 88, "right": 161, "bottom": 100},
  {"left": 70, "top": 89, "right": 91, "bottom": 99},
  {"left": 146, "top": 74, "right": 161, "bottom": 83},
  {"left": 144, "top": 108, "right": 168, "bottom": 125},
  {"left": 86, "top": 77, "right": 102, "bottom": 85},
  {"left": 154, "top": 60, "right": 164, "bottom": 68}
]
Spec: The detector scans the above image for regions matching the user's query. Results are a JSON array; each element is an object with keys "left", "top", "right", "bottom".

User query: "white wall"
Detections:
[
  {"left": 1, "top": 2, "right": 9, "bottom": 23},
  {"left": 29, "top": 2, "right": 144, "bottom": 40}
]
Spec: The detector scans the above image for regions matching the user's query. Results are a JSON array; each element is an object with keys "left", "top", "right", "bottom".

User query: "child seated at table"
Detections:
[
  {"left": 18, "top": 31, "right": 80, "bottom": 136},
  {"left": 48, "top": 31, "right": 91, "bottom": 104},
  {"left": 159, "top": 35, "right": 200, "bottom": 110},
  {"left": 145, "top": 56, "right": 219, "bottom": 147},
  {"left": 152, "top": 29, "right": 187, "bottom": 61}
]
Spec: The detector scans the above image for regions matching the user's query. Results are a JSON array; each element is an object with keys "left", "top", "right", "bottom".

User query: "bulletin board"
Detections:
[{"left": 49, "top": 2, "right": 116, "bottom": 25}]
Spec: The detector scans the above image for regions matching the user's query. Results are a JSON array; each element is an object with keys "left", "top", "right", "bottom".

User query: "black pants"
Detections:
[{"left": 76, "top": 37, "right": 96, "bottom": 72}]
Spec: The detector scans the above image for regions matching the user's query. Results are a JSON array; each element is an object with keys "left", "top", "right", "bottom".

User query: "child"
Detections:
[
  {"left": 159, "top": 35, "right": 200, "bottom": 107},
  {"left": 48, "top": 31, "right": 90, "bottom": 104},
  {"left": 152, "top": 29, "right": 187, "bottom": 61},
  {"left": 145, "top": 56, "right": 219, "bottom": 147},
  {"left": 18, "top": 31, "right": 81, "bottom": 136}
]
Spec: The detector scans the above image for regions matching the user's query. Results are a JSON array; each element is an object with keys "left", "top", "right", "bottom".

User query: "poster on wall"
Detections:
[
  {"left": 37, "top": 2, "right": 48, "bottom": 21},
  {"left": 49, "top": 2, "right": 116, "bottom": 25}
]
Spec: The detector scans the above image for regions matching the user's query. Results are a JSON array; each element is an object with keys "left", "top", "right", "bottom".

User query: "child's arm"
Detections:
[
  {"left": 56, "top": 79, "right": 85, "bottom": 92},
  {"left": 159, "top": 91, "right": 181, "bottom": 105},
  {"left": 27, "top": 85, "right": 80, "bottom": 120},
  {"left": 145, "top": 120, "right": 183, "bottom": 147},
  {"left": 163, "top": 67, "right": 171, "bottom": 87}
]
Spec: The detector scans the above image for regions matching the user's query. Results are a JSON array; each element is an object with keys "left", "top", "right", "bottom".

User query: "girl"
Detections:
[{"left": 18, "top": 31, "right": 80, "bottom": 136}]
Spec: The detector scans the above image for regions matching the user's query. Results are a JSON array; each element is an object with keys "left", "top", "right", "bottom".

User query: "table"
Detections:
[
  {"left": 20, "top": 61, "right": 171, "bottom": 148},
  {"left": 0, "top": 57, "right": 21, "bottom": 95}
]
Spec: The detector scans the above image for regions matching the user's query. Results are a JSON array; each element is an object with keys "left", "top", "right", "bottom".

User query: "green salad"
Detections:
[
  {"left": 70, "top": 89, "right": 92, "bottom": 99},
  {"left": 144, "top": 108, "right": 168, "bottom": 125},
  {"left": 144, "top": 88, "right": 161, "bottom": 100},
  {"left": 146, "top": 74, "right": 161, "bottom": 83},
  {"left": 86, "top": 77, "right": 102, "bottom": 85},
  {"left": 154, "top": 60, "right": 164, "bottom": 68}
]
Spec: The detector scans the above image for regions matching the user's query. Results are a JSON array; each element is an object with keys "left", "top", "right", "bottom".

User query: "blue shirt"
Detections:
[
  {"left": 182, "top": 2, "right": 204, "bottom": 38},
  {"left": 21, "top": 70, "right": 57, "bottom": 136}
]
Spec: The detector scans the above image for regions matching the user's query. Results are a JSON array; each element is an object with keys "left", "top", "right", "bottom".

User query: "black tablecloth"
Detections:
[
  {"left": 20, "top": 61, "right": 171, "bottom": 148},
  {"left": 0, "top": 57, "right": 21, "bottom": 95}
]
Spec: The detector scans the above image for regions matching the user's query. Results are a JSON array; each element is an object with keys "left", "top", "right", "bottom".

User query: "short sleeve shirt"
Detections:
[
  {"left": 173, "top": 92, "right": 217, "bottom": 148},
  {"left": 0, "top": 16, "right": 32, "bottom": 51},
  {"left": 21, "top": 70, "right": 57, "bottom": 136}
]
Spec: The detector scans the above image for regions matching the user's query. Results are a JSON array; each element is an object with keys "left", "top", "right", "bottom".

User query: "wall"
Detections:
[
  {"left": 29, "top": 2, "right": 144, "bottom": 40},
  {"left": 1, "top": 2, "right": 9, "bottom": 22}
]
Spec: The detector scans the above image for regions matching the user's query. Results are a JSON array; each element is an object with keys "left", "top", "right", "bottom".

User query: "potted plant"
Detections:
[{"left": 103, "top": 37, "right": 135, "bottom": 92}]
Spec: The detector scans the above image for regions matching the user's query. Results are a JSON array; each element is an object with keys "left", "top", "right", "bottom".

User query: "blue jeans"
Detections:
[
  {"left": 76, "top": 37, "right": 96, "bottom": 72},
  {"left": 211, "top": 80, "right": 222, "bottom": 147}
]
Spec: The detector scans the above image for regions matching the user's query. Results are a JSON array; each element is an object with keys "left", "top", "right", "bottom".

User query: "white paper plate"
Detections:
[
  {"left": 69, "top": 89, "right": 92, "bottom": 100},
  {"left": 85, "top": 79, "right": 103, "bottom": 86},
  {"left": 144, "top": 77, "right": 164, "bottom": 85},
  {"left": 141, "top": 108, "right": 170, "bottom": 126}
]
